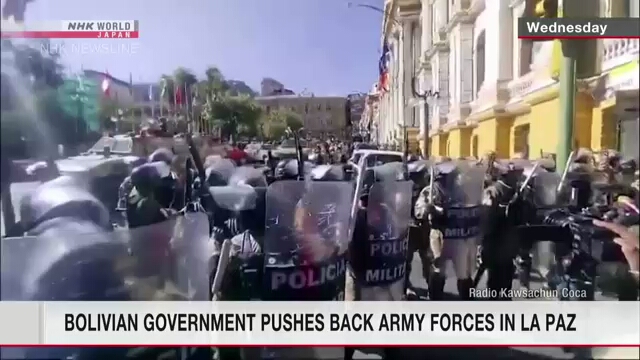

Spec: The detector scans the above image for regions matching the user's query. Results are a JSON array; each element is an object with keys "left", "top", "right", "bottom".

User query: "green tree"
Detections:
[
  {"left": 263, "top": 109, "right": 303, "bottom": 140},
  {"left": 204, "top": 95, "right": 261, "bottom": 141},
  {"left": 1, "top": 39, "right": 76, "bottom": 157}
]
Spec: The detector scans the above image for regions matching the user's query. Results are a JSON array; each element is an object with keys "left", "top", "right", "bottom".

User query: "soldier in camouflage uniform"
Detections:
[
  {"left": 406, "top": 159, "right": 432, "bottom": 297},
  {"left": 415, "top": 157, "right": 481, "bottom": 300},
  {"left": 479, "top": 161, "right": 520, "bottom": 300}
]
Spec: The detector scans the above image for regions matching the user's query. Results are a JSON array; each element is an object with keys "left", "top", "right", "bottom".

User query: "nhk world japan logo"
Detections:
[{"left": 1, "top": 20, "right": 139, "bottom": 39}]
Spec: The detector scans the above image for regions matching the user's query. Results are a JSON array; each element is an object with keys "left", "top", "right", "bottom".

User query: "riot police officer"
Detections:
[
  {"left": 117, "top": 157, "right": 147, "bottom": 216},
  {"left": 4, "top": 181, "right": 129, "bottom": 360},
  {"left": 126, "top": 162, "right": 174, "bottom": 229},
  {"left": 147, "top": 148, "right": 181, "bottom": 210},
  {"left": 274, "top": 158, "right": 314, "bottom": 181}
]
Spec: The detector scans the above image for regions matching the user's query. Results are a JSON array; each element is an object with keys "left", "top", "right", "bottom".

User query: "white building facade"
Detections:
[{"left": 377, "top": 0, "right": 639, "bottom": 158}]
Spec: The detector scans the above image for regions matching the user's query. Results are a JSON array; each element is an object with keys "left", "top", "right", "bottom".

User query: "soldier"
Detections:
[
  {"left": 479, "top": 151, "right": 499, "bottom": 186},
  {"left": 480, "top": 162, "right": 520, "bottom": 300},
  {"left": 126, "top": 163, "right": 174, "bottom": 229},
  {"left": 406, "top": 159, "right": 433, "bottom": 297},
  {"left": 2, "top": 180, "right": 134, "bottom": 360},
  {"left": 415, "top": 160, "right": 484, "bottom": 300},
  {"left": 570, "top": 148, "right": 595, "bottom": 172}
]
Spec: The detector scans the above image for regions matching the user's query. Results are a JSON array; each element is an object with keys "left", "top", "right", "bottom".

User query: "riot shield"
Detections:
[
  {"left": 531, "top": 171, "right": 565, "bottom": 207},
  {"left": 527, "top": 172, "right": 565, "bottom": 281},
  {"left": 264, "top": 180, "right": 353, "bottom": 301},
  {"left": 437, "top": 163, "right": 485, "bottom": 281},
  {"left": 1, "top": 213, "right": 210, "bottom": 301},
  {"left": 441, "top": 162, "right": 486, "bottom": 206},
  {"left": 362, "top": 181, "right": 412, "bottom": 300},
  {"left": 205, "top": 158, "right": 236, "bottom": 186}
]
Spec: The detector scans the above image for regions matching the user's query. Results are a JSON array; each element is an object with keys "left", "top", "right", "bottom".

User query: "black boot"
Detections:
[
  {"left": 457, "top": 278, "right": 473, "bottom": 300},
  {"left": 428, "top": 273, "right": 446, "bottom": 300}
]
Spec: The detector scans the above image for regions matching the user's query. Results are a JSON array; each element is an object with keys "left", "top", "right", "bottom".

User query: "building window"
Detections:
[
  {"left": 430, "top": 4, "right": 436, "bottom": 40},
  {"left": 304, "top": 104, "right": 309, "bottom": 113},
  {"left": 266, "top": 106, "right": 271, "bottom": 114},
  {"left": 291, "top": 107, "right": 295, "bottom": 112},
  {"left": 326, "top": 104, "right": 331, "bottom": 110},
  {"left": 317, "top": 104, "right": 322, "bottom": 111},
  {"left": 475, "top": 30, "right": 486, "bottom": 98}
]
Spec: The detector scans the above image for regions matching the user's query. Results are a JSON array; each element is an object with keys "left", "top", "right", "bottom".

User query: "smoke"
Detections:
[{"left": 2, "top": 0, "right": 34, "bottom": 22}]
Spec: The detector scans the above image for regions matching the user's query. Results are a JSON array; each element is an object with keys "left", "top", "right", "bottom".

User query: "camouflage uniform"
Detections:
[
  {"left": 569, "top": 148, "right": 595, "bottom": 173},
  {"left": 414, "top": 166, "right": 478, "bottom": 300},
  {"left": 406, "top": 169, "right": 433, "bottom": 296},
  {"left": 480, "top": 171, "right": 518, "bottom": 300}
]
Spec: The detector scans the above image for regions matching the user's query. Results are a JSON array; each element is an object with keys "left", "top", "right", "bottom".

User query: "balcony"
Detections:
[{"left": 602, "top": 39, "right": 640, "bottom": 72}]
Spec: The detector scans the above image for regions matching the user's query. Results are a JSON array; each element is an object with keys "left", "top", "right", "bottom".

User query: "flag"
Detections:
[
  {"left": 378, "top": 42, "right": 390, "bottom": 93},
  {"left": 129, "top": 72, "right": 133, "bottom": 96},
  {"left": 101, "top": 71, "right": 111, "bottom": 97},
  {"left": 175, "top": 85, "right": 183, "bottom": 106},
  {"left": 160, "top": 78, "right": 167, "bottom": 98}
]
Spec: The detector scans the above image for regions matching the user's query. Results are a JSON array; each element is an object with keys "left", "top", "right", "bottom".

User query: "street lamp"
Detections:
[{"left": 411, "top": 76, "right": 431, "bottom": 159}]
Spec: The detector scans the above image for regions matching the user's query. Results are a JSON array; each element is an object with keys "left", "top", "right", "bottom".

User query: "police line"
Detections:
[{"left": 0, "top": 302, "right": 638, "bottom": 347}]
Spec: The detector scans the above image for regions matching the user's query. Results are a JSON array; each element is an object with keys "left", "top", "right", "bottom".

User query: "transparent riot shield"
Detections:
[
  {"left": 1, "top": 214, "right": 210, "bottom": 301},
  {"left": 205, "top": 158, "right": 236, "bottom": 186},
  {"left": 1, "top": 215, "right": 210, "bottom": 360},
  {"left": 438, "top": 163, "right": 485, "bottom": 280},
  {"left": 442, "top": 162, "right": 486, "bottom": 206},
  {"left": 528, "top": 171, "right": 564, "bottom": 281},
  {"left": 264, "top": 180, "right": 353, "bottom": 301},
  {"left": 531, "top": 171, "right": 565, "bottom": 207},
  {"left": 362, "top": 181, "right": 412, "bottom": 300}
]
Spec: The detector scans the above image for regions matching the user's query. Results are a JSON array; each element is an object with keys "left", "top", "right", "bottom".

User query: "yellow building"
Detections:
[{"left": 417, "top": 0, "right": 638, "bottom": 160}]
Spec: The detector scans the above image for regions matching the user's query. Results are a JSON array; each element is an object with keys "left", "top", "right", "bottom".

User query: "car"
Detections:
[
  {"left": 27, "top": 136, "right": 135, "bottom": 217},
  {"left": 349, "top": 149, "right": 404, "bottom": 169},
  {"left": 272, "top": 139, "right": 310, "bottom": 160}
]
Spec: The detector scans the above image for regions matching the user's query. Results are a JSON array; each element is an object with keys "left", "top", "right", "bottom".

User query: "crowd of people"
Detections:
[{"left": 1, "top": 138, "right": 638, "bottom": 359}]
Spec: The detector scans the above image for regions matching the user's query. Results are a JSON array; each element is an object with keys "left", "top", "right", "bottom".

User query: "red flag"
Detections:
[
  {"left": 101, "top": 71, "right": 111, "bottom": 97},
  {"left": 175, "top": 86, "right": 183, "bottom": 105}
]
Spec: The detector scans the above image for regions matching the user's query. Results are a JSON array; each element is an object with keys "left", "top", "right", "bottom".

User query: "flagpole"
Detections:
[
  {"left": 173, "top": 84, "right": 178, "bottom": 119},
  {"left": 184, "top": 83, "right": 189, "bottom": 124}
]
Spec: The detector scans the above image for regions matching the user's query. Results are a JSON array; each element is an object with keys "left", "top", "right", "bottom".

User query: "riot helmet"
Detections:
[
  {"left": 408, "top": 160, "right": 430, "bottom": 188},
  {"left": 205, "top": 158, "right": 236, "bottom": 186},
  {"left": 229, "top": 166, "right": 268, "bottom": 188},
  {"left": 308, "top": 152, "right": 322, "bottom": 165},
  {"left": 149, "top": 147, "right": 174, "bottom": 165},
  {"left": 19, "top": 180, "right": 110, "bottom": 233},
  {"left": 274, "top": 159, "right": 314, "bottom": 180},
  {"left": 309, "top": 164, "right": 346, "bottom": 182},
  {"left": 130, "top": 162, "right": 167, "bottom": 195}
]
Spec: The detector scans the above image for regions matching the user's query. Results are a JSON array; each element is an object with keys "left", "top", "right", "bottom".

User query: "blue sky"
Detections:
[{"left": 24, "top": 0, "right": 384, "bottom": 95}]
